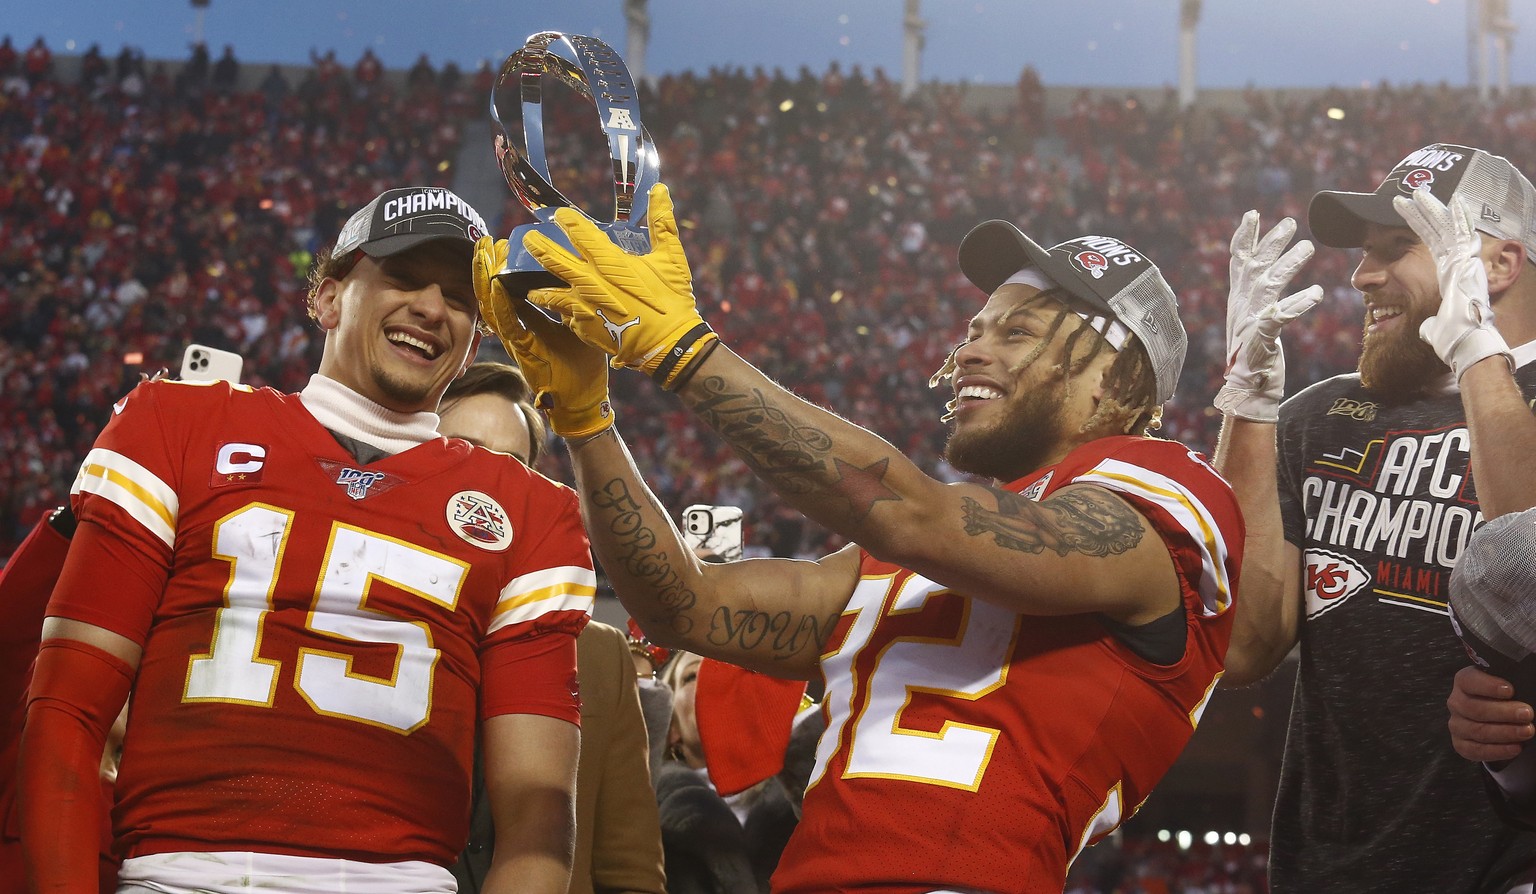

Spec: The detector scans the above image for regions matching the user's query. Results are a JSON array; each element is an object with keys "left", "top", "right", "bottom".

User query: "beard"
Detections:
[
  {"left": 371, "top": 361, "right": 440, "bottom": 411},
  {"left": 944, "top": 380, "right": 1067, "bottom": 483},
  {"left": 1357, "top": 306, "right": 1449, "bottom": 398}
]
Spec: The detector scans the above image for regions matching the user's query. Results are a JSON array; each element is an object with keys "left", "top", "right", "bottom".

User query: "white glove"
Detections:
[
  {"left": 1214, "top": 211, "right": 1326, "bottom": 423},
  {"left": 1393, "top": 189, "right": 1513, "bottom": 382}
]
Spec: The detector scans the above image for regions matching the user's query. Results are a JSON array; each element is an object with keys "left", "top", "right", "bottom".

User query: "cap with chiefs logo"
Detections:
[
  {"left": 957, "top": 221, "right": 1187, "bottom": 404},
  {"left": 1308, "top": 142, "right": 1536, "bottom": 262},
  {"left": 332, "top": 186, "right": 490, "bottom": 260}
]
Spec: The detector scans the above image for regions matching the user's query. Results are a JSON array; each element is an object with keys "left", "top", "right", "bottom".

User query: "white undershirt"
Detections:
[
  {"left": 298, "top": 374, "right": 439, "bottom": 456},
  {"left": 118, "top": 851, "right": 455, "bottom": 894}
]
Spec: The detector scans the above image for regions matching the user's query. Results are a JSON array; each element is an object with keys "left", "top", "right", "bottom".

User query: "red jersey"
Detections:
[
  {"left": 772, "top": 437, "right": 1241, "bottom": 894},
  {"left": 49, "top": 380, "right": 593, "bottom": 866}
]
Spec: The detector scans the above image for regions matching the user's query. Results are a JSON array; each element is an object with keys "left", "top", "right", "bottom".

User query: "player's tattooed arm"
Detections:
[
  {"left": 685, "top": 374, "right": 832, "bottom": 495},
  {"left": 703, "top": 600, "right": 836, "bottom": 663},
  {"left": 962, "top": 486, "right": 1145, "bottom": 557},
  {"left": 586, "top": 474, "right": 700, "bottom": 639},
  {"left": 571, "top": 430, "right": 842, "bottom": 677},
  {"left": 685, "top": 372, "right": 904, "bottom": 524}
]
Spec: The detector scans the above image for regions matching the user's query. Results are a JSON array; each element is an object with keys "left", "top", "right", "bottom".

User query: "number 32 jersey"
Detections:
[
  {"left": 773, "top": 436, "right": 1242, "bottom": 894},
  {"left": 49, "top": 380, "right": 594, "bottom": 866}
]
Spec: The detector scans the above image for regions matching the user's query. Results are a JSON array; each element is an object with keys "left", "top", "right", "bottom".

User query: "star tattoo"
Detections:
[{"left": 831, "top": 457, "right": 900, "bottom": 518}]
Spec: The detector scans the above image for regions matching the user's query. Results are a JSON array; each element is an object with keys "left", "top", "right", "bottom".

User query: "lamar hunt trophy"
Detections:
[{"left": 491, "top": 31, "right": 660, "bottom": 295}]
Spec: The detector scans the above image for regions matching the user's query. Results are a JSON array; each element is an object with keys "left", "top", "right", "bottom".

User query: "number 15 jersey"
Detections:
[
  {"left": 773, "top": 436, "right": 1242, "bottom": 894},
  {"left": 48, "top": 379, "right": 594, "bottom": 866}
]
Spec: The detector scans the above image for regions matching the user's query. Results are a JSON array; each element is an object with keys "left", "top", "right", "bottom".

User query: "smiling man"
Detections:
[
  {"left": 1214, "top": 144, "right": 1536, "bottom": 891},
  {"left": 18, "top": 187, "right": 593, "bottom": 894},
  {"left": 471, "top": 186, "right": 1244, "bottom": 894}
]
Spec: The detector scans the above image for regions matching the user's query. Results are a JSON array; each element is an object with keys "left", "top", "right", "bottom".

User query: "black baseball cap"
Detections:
[
  {"left": 1309, "top": 143, "right": 1536, "bottom": 260},
  {"left": 333, "top": 186, "right": 489, "bottom": 259},
  {"left": 958, "top": 221, "right": 1187, "bottom": 403}
]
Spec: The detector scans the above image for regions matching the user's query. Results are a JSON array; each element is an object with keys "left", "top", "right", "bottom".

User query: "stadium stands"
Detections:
[
  {"left": 5, "top": 38, "right": 1536, "bottom": 562},
  {"left": 5, "top": 39, "right": 1536, "bottom": 563}
]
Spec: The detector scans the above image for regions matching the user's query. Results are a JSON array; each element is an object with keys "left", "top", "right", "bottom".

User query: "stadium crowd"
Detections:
[
  {"left": 3, "top": 38, "right": 1536, "bottom": 890},
  {"left": 0, "top": 39, "right": 484, "bottom": 548},
  {"left": 5, "top": 39, "right": 1535, "bottom": 563}
]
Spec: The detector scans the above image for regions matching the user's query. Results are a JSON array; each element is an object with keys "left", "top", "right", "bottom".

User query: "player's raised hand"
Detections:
[
  {"left": 1448, "top": 665, "right": 1534, "bottom": 763},
  {"left": 473, "top": 236, "right": 613, "bottom": 439},
  {"left": 1394, "top": 190, "right": 1514, "bottom": 382},
  {"left": 473, "top": 236, "right": 518, "bottom": 339},
  {"left": 522, "top": 183, "right": 719, "bottom": 391},
  {"left": 1214, "top": 211, "right": 1324, "bottom": 423}
]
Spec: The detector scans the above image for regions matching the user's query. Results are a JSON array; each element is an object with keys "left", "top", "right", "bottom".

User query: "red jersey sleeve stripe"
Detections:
[
  {"left": 71, "top": 448, "right": 178, "bottom": 548},
  {"left": 489, "top": 565, "right": 597, "bottom": 634},
  {"left": 1077, "top": 459, "right": 1235, "bottom": 616}
]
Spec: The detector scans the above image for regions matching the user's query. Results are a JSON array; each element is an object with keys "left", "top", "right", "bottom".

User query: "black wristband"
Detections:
[
  {"left": 47, "top": 504, "right": 78, "bottom": 539},
  {"left": 665, "top": 338, "right": 721, "bottom": 391},
  {"left": 652, "top": 323, "right": 716, "bottom": 390}
]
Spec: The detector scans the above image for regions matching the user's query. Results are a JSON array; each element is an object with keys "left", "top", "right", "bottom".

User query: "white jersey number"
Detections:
[
  {"left": 811, "top": 573, "right": 1022, "bottom": 791},
  {"left": 183, "top": 503, "right": 468, "bottom": 733}
]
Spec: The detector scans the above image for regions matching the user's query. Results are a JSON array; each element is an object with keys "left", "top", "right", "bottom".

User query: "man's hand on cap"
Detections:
[{"left": 1394, "top": 190, "right": 1514, "bottom": 383}]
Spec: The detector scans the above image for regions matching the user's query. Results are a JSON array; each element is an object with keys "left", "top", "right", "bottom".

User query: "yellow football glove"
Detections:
[
  {"left": 473, "top": 236, "right": 614, "bottom": 439},
  {"left": 521, "top": 183, "right": 719, "bottom": 390}
]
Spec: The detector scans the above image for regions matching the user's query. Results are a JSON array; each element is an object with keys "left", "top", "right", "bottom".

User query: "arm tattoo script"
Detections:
[
  {"left": 588, "top": 477, "right": 697, "bottom": 636},
  {"left": 687, "top": 375, "right": 832, "bottom": 495},
  {"left": 705, "top": 606, "right": 829, "bottom": 663},
  {"left": 687, "top": 375, "right": 903, "bottom": 518},
  {"left": 962, "top": 488, "right": 1144, "bottom": 557}
]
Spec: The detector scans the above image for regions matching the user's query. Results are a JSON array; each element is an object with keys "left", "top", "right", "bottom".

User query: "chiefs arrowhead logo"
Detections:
[
  {"left": 1302, "top": 548, "right": 1370, "bottom": 620},
  {"left": 1072, "top": 250, "right": 1110, "bottom": 279}
]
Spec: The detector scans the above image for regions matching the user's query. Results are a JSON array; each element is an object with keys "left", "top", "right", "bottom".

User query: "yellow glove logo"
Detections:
[
  {"left": 522, "top": 183, "right": 720, "bottom": 390},
  {"left": 471, "top": 234, "right": 615, "bottom": 439},
  {"left": 596, "top": 308, "right": 642, "bottom": 351}
]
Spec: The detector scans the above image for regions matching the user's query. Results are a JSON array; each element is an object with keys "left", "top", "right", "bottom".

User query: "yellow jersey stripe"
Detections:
[
  {"left": 488, "top": 591, "right": 596, "bottom": 634},
  {"left": 72, "top": 448, "right": 178, "bottom": 548},
  {"left": 496, "top": 581, "right": 598, "bottom": 612},
  {"left": 490, "top": 564, "right": 597, "bottom": 632},
  {"left": 498, "top": 565, "right": 597, "bottom": 602},
  {"left": 1079, "top": 459, "right": 1232, "bottom": 616}
]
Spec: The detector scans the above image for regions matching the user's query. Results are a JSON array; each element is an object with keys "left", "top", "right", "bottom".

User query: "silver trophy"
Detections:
[{"left": 491, "top": 31, "right": 660, "bottom": 296}]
